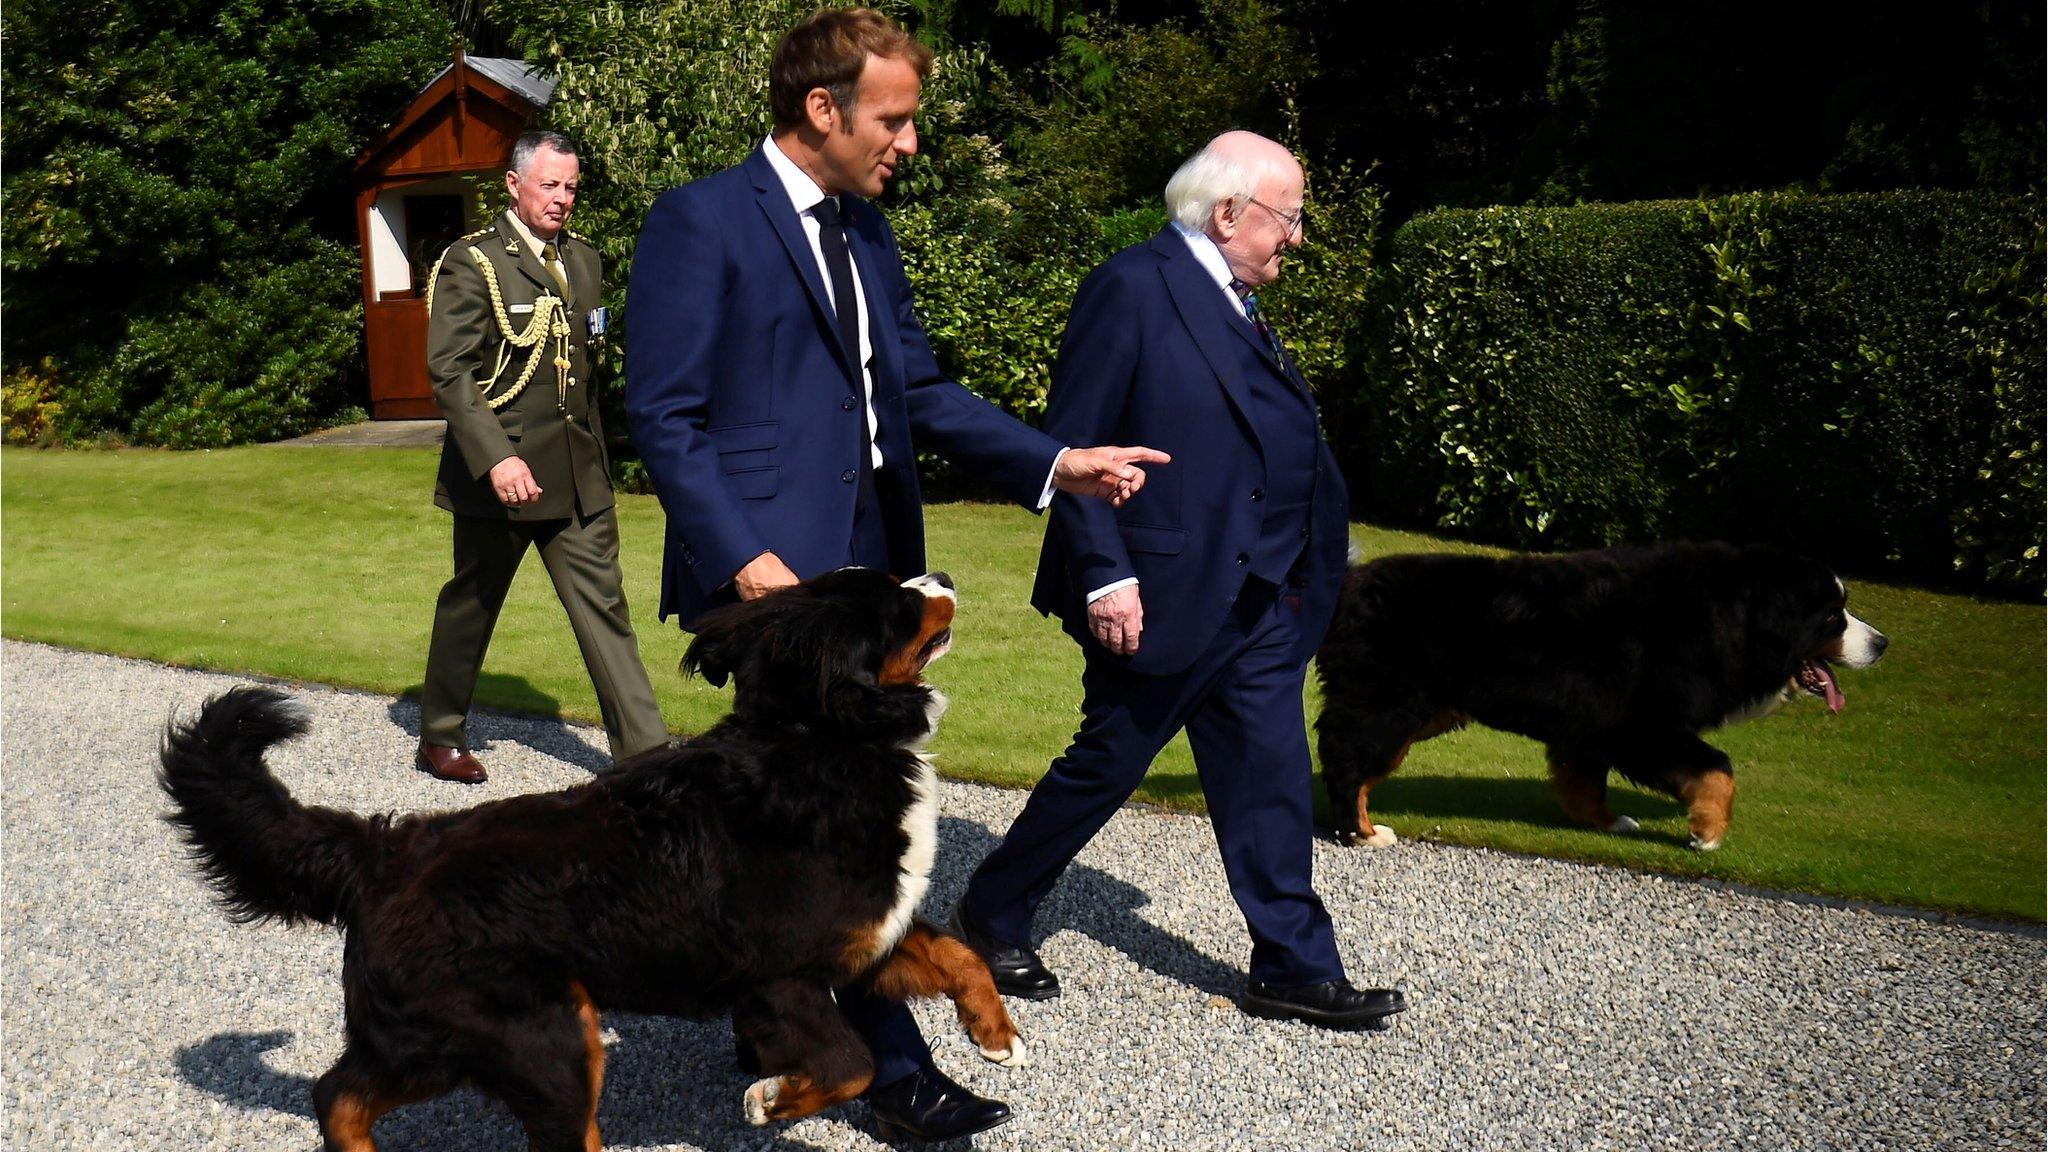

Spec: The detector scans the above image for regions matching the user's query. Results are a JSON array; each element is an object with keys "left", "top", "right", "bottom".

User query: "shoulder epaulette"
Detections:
[{"left": 425, "top": 226, "right": 498, "bottom": 317}]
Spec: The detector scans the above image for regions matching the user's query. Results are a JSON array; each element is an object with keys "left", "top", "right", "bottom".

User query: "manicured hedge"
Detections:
[{"left": 1357, "top": 191, "right": 2044, "bottom": 588}]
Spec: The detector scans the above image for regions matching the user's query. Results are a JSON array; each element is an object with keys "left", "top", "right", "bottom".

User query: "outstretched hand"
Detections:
[{"left": 1053, "top": 445, "right": 1172, "bottom": 507}]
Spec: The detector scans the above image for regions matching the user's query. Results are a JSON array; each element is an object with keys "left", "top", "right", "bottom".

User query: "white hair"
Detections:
[{"left": 1163, "top": 133, "right": 1297, "bottom": 232}]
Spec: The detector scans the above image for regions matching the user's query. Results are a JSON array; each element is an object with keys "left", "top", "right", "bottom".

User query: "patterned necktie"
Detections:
[
  {"left": 539, "top": 241, "right": 572, "bottom": 304},
  {"left": 811, "top": 196, "right": 877, "bottom": 509},
  {"left": 1229, "top": 277, "right": 1286, "bottom": 363}
]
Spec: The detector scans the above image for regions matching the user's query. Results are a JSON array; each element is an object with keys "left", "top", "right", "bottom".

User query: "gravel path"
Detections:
[{"left": 5, "top": 640, "right": 2041, "bottom": 1151}]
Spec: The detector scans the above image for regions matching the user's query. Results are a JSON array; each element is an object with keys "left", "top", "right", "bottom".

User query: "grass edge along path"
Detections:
[{"left": 4, "top": 444, "right": 2042, "bottom": 921}]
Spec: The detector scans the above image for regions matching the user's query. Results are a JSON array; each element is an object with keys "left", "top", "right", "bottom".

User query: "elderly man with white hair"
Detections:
[{"left": 951, "top": 131, "right": 1408, "bottom": 1030}]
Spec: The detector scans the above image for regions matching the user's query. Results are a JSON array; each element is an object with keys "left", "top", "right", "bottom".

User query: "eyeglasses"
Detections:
[{"left": 1246, "top": 197, "right": 1304, "bottom": 235}]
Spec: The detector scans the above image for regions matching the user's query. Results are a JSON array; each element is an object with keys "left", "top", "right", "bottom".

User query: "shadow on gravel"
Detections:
[
  {"left": 385, "top": 689, "right": 616, "bottom": 777},
  {"left": 176, "top": 1022, "right": 872, "bottom": 1149},
  {"left": 175, "top": 1031, "right": 315, "bottom": 1118},
  {"left": 930, "top": 816, "right": 1245, "bottom": 1000},
  {"left": 170, "top": 817, "right": 1233, "bottom": 1147}
]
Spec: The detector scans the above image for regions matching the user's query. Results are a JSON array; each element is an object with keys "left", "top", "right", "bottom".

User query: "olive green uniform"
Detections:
[{"left": 419, "top": 211, "right": 666, "bottom": 763}]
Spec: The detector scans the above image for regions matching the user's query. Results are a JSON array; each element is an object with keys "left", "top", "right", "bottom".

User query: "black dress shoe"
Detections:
[
  {"left": 948, "top": 905, "right": 1060, "bottom": 1001},
  {"left": 1240, "top": 979, "right": 1408, "bottom": 1031},
  {"left": 868, "top": 1064, "right": 1012, "bottom": 1143}
]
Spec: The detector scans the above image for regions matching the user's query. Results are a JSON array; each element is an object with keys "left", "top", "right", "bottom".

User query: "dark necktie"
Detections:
[{"left": 812, "top": 197, "right": 876, "bottom": 510}]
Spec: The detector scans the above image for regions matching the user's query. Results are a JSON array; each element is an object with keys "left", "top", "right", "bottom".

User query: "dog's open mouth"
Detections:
[
  {"left": 918, "top": 628, "right": 953, "bottom": 670},
  {"left": 1797, "top": 658, "right": 1845, "bottom": 714}
]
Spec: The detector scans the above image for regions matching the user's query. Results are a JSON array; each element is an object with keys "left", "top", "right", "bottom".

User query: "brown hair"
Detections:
[{"left": 769, "top": 7, "right": 933, "bottom": 131}]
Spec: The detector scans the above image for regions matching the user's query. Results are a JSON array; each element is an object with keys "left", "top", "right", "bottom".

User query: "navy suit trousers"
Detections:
[{"left": 963, "top": 578, "right": 1344, "bottom": 988}]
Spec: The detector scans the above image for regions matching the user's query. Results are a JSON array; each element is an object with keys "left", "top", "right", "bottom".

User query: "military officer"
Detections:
[{"left": 416, "top": 129, "right": 667, "bottom": 783}]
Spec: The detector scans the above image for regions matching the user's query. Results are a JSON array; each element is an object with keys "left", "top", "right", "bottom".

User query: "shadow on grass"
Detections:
[
  {"left": 388, "top": 674, "right": 615, "bottom": 776},
  {"left": 1348, "top": 773, "right": 1691, "bottom": 846},
  {"left": 1143, "top": 768, "right": 1694, "bottom": 850}
]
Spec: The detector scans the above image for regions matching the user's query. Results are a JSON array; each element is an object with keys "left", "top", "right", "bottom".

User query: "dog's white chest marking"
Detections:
[{"left": 869, "top": 690, "right": 947, "bottom": 963}]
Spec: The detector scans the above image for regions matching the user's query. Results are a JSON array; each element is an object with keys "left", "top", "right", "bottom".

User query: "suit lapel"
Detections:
[
  {"left": 844, "top": 202, "right": 898, "bottom": 391},
  {"left": 1161, "top": 228, "right": 1310, "bottom": 398},
  {"left": 1154, "top": 229, "right": 1263, "bottom": 436},
  {"left": 564, "top": 237, "right": 599, "bottom": 312},
  {"left": 745, "top": 148, "right": 854, "bottom": 381}
]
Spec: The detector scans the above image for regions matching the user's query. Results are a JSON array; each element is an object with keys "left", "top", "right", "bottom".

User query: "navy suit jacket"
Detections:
[
  {"left": 1030, "top": 227, "right": 1351, "bottom": 676},
  {"left": 627, "top": 146, "right": 1062, "bottom": 624}
]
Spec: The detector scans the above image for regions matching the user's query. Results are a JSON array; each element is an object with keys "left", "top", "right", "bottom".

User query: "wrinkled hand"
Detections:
[
  {"left": 1053, "top": 445, "right": 1172, "bottom": 508},
  {"left": 1087, "top": 585, "right": 1143, "bottom": 655},
  {"left": 489, "top": 456, "right": 543, "bottom": 506},
  {"left": 734, "top": 551, "right": 800, "bottom": 601}
]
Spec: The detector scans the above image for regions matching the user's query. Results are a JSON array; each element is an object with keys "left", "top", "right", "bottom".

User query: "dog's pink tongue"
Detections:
[{"left": 1804, "top": 660, "right": 1846, "bottom": 714}]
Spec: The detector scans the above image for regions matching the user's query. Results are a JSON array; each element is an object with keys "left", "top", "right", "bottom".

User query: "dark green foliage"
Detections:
[
  {"left": 1361, "top": 191, "right": 2044, "bottom": 589},
  {"left": 1534, "top": 2, "right": 2044, "bottom": 203},
  {"left": 1006, "top": 0, "right": 1304, "bottom": 211},
  {"left": 1263, "top": 162, "right": 1386, "bottom": 495},
  {"left": 2, "top": 0, "right": 450, "bottom": 446},
  {"left": 1279, "top": 0, "right": 2043, "bottom": 216}
]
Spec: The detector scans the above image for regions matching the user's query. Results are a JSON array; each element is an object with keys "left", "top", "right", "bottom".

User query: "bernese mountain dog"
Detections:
[
  {"left": 157, "top": 568, "right": 1025, "bottom": 1152},
  {"left": 1314, "top": 542, "right": 1888, "bottom": 851}
]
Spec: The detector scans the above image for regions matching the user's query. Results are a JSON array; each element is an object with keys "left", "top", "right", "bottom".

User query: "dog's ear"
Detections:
[
  {"left": 815, "top": 620, "right": 883, "bottom": 723},
  {"left": 681, "top": 601, "right": 753, "bottom": 689}
]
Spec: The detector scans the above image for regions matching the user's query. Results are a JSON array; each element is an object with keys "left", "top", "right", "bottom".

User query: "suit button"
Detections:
[
  {"left": 1300, "top": 527, "right": 1311, "bottom": 539},
  {"left": 1251, "top": 488, "right": 1265, "bottom": 501},
  {"left": 842, "top": 396, "right": 857, "bottom": 411},
  {"left": 1236, "top": 552, "right": 1250, "bottom": 566},
  {"left": 841, "top": 469, "right": 857, "bottom": 483}
]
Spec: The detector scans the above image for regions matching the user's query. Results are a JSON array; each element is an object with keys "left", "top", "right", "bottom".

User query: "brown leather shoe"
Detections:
[{"left": 415, "top": 742, "right": 486, "bottom": 784}]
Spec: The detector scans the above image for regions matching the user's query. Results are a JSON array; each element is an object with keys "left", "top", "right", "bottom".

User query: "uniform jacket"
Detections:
[
  {"left": 626, "top": 144, "right": 1062, "bottom": 624},
  {"left": 1030, "top": 227, "right": 1352, "bottom": 677},
  {"left": 427, "top": 211, "right": 613, "bottom": 521}
]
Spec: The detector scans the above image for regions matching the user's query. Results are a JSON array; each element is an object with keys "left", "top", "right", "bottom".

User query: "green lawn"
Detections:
[{"left": 4, "top": 445, "right": 2041, "bottom": 920}]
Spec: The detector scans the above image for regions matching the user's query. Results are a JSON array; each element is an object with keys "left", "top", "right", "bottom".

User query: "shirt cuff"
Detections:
[
  {"left": 1036, "top": 447, "right": 1067, "bottom": 510},
  {"left": 1085, "top": 577, "right": 1138, "bottom": 604}
]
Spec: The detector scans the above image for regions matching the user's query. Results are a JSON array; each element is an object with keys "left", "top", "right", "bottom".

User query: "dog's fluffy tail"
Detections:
[{"left": 157, "top": 686, "right": 375, "bottom": 928}]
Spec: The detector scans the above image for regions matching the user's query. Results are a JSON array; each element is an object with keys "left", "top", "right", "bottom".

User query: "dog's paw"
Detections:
[
  {"left": 1361, "top": 824, "right": 1399, "bottom": 848},
  {"left": 744, "top": 1077, "right": 779, "bottom": 1126},
  {"left": 1689, "top": 835, "right": 1722, "bottom": 852},
  {"left": 979, "top": 1034, "right": 1030, "bottom": 1068},
  {"left": 1607, "top": 815, "right": 1641, "bottom": 834}
]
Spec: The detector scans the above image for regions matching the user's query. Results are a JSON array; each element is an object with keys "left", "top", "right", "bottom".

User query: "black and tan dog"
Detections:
[
  {"left": 1314, "top": 542, "right": 1888, "bottom": 851},
  {"left": 159, "top": 569, "right": 1024, "bottom": 1152}
]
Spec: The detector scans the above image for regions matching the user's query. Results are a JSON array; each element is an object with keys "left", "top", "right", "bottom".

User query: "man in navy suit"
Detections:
[
  {"left": 953, "top": 131, "right": 1409, "bottom": 1033},
  {"left": 625, "top": 8, "right": 1164, "bottom": 1143}
]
